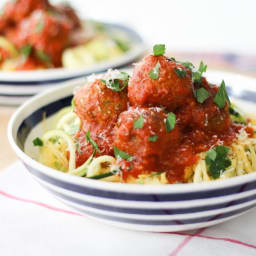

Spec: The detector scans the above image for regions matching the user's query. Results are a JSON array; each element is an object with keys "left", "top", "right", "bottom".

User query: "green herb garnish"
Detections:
[
  {"left": 114, "top": 38, "right": 130, "bottom": 52},
  {"left": 179, "top": 61, "right": 195, "bottom": 70},
  {"left": 148, "top": 135, "right": 158, "bottom": 142},
  {"left": 229, "top": 104, "right": 246, "bottom": 124},
  {"left": 205, "top": 145, "right": 231, "bottom": 179},
  {"left": 35, "top": 18, "right": 44, "bottom": 33},
  {"left": 174, "top": 67, "right": 186, "bottom": 78},
  {"left": 33, "top": 137, "right": 43, "bottom": 147},
  {"left": 89, "top": 169, "right": 119, "bottom": 180},
  {"left": 192, "top": 61, "right": 207, "bottom": 83},
  {"left": 75, "top": 138, "right": 82, "bottom": 155},
  {"left": 133, "top": 115, "right": 144, "bottom": 129},
  {"left": 21, "top": 45, "right": 32, "bottom": 57},
  {"left": 165, "top": 112, "right": 176, "bottom": 132},
  {"left": 101, "top": 72, "right": 130, "bottom": 92},
  {"left": 153, "top": 44, "right": 166, "bottom": 56},
  {"left": 195, "top": 88, "right": 211, "bottom": 104},
  {"left": 36, "top": 50, "right": 51, "bottom": 63},
  {"left": 148, "top": 61, "right": 160, "bottom": 80},
  {"left": 85, "top": 131, "right": 100, "bottom": 153},
  {"left": 213, "top": 80, "right": 229, "bottom": 109},
  {"left": 114, "top": 146, "right": 133, "bottom": 161}
]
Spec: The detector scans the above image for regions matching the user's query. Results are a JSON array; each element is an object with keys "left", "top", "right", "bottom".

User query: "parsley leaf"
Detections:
[
  {"left": 195, "top": 88, "right": 211, "bottom": 104},
  {"left": 165, "top": 112, "right": 176, "bottom": 132},
  {"left": 213, "top": 80, "right": 229, "bottom": 109},
  {"left": 229, "top": 104, "right": 246, "bottom": 124},
  {"left": 85, "top": 131, "right": 100, "bottom": 153},
  {"left": 192, "top": 61, "right": 207, "bottom": 83},
  {"left": 179, "top": 61, "right": 195, "bottom": 70},
  {"left": 101, "top": 72, "right": 130, "bottom": 92},
  {"left": 114, "top": 146, "right": 133, "bottom": 161},
  {"left": 36, "top": 50, "right": 51, "bottom": 63},
  {"left": 133, "top": 115, "right": 144, "bottom": 129},
  {"left": 205, "top": 145, "right": 231, "bottom": 179},
  {"left": 148, "top": 135, "right": 158, "bottom": 142},
  {"left": 148, "top": 61, "right": 161, "bottom": 80},
  {"left": 21, "top": 45, "right": 32, "bottom": 57},
  {"left": 174, "top": 67, "right": 186, "bottom": 78},
  {"left": 153, "top": 44, "right": 166, "bottom": 56},
  {"left": 35, "top": 18, "right": 44, "bottom": 33},
  {"left": 33, "top": 137, "right": 43, "bottom": 147}
]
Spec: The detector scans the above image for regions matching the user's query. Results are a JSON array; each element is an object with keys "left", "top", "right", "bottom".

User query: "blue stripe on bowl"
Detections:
[
  {"left": 64, "top": 203, "right": 256, "bottom": 226},
  {"left": 0, "top": 93, "right": 34, "bottom": 97},
  {"left": 17, "top": 96, "right": 73, "bottom": 148},
  {"left": 25, "top": 163, "right": 256, "bottom": 202},
  {"left": 43, "top": 184, "right": 256, "bottom": 215}
]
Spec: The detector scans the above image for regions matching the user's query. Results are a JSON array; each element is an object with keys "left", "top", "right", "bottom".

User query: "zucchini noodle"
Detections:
[{"left": 35, "top": 107, "right": 256, "bottom": 184}]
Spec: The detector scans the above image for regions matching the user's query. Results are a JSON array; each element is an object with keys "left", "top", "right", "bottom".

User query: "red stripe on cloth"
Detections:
[
  {"left": 169, "top": 228, "right": 206, "bottom": 256},
  {"left": 0, "top": 190, "right": 83, "bottom": 217},
  {"left": 0, "top": 189, "right": 256, "bottom": 251}
]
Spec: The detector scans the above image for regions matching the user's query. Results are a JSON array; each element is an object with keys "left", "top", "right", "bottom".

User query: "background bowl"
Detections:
[
  {"left": 0, "top": 21, "right": 145, "bottom": 106},
  {"left": 8, "top": 71, "right": 256, "bottom": 232}
]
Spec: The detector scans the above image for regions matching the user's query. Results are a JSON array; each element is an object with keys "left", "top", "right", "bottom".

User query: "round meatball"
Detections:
[
  {"left": 7, "top": 10, "right": 72, "bottom": 67},
  {"left": 128, "top": 55, "right": 193, "bottom": 111},
  {"left": 74, "top": 78, "right": 128, "bottom": 166},
  {"left": 74, "top": 78, "right": 128, "bottom": 129},
  {"left": 53, "top": 4, "right": 81, "bottom": 30},
  {"left": 1, "top": 0, "right": 50, "bottom": 25},
  {"left": 176, "top": 77, "right": 231, "bottom": 134},
  {"left": 114, "top": 107, "right": 181, "bottom": 178}
]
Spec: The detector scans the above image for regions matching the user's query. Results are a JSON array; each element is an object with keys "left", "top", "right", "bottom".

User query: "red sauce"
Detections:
[
  {"left": 74, "top": 56, "right": 251, "bottom": 184},
  {"left": 0, "top": 0, "right": 81, "bottom": 69}
]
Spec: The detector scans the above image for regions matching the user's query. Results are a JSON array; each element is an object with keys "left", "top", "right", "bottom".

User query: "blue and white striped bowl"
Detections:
[
  {"left": 0, "top": 22, "right": 145, "bottom": 106},
  {"left": 8, "top": 71, "right": 256, "bottom": 232}
]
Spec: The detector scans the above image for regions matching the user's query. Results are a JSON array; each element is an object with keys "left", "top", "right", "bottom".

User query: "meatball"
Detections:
[
  {"left": 128, "top": 55, "right": 193, "bottom": 111},
  {"left": 1, "top": 0, "right": 50, "bottom": 26},
  {"left": 74, "top": 78, "right": 128, "bottom": 129},
  {"left": 114, "top": 107, "right": 181, "bottom": 178},
  {"left": 53, "top": 4, "right": 81, "bottom": 30},
  {"left": 7, "top": 10, "right": 72, "bottom": 67},
  {"left": 74, "top": 77, "right": 128, "bottom": 166},
  {"left": 176, "top": 77, "right": 231, "bottom": 133}
]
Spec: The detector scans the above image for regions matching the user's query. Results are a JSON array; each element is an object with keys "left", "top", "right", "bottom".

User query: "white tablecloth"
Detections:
[{"left": 0, "top": 161, "right": 256, "bottom": 256}]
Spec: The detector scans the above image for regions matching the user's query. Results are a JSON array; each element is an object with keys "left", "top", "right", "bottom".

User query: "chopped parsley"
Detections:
[
  {"left": 71, "top": 97, "right": 75, "bottom": 110},
  {"left": 75, "top": 138, "right": 82, "bottom": 155},
  {"left": 36, "top": 50, "right": 51, "bottom": 63},
  {"left": 174, "top": 67, "right": 186, "bottom": 78},
  {"left": 192, "top": 61, "right": 207, "bottom": 83},
  {"left": 229, "top": 104, "right": 246, "bottom": 124},
  {"left": 101, "top": 72, "right": 130, "bottom": 92},
  {"left": 165, "top": 112, "right": 176, "bottom": 132},
  {"left": 35, "top": 18, "right": 44, "bottom": 33},
  {"left": 205, "top": 145, "right": 231, "bottom": 179},
  {"left": 114, "top": 38, "right": 130, "bottom": 52},
  {"left": 148, "top": 135, "right": 158, "bottom": 142},
  {"left": 114, "top": 146, "right": 133, "bottom": 161},
  {"left": 179, "top": 61, "right": 195, "bottom": 70},
  {"left": 195, "top": 88, "right": 211, "bottom": 104},
  {"left": 21, "top": 45, "right": 32, "bottom": 57},
  {"left": 153, "top": 44, "right": 166, "bottom": 56},
  {"left": 213, "top": 80, "right": 230, "bottom": 109},
  {"left": 33, "top": 137, "right": 43, "bottom": 147},
  {"left": 133, "top": 115, "right": 144, "bottom": 129},
  {"left": 85, "top": 131, "right": 100, "bottom": 153},
  {"left": 148, "top": 61, "right": 160, "bottom": 80}
]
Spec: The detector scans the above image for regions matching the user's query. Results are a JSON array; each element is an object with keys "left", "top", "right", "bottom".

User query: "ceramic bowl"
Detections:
[{"left": 8, "top": 71, "right": 256, "bottom": 232}]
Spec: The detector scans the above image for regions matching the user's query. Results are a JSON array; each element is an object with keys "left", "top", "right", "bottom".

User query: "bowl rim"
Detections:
[{"left": 7, "top": 70, "right": 256, "bottom": 194}]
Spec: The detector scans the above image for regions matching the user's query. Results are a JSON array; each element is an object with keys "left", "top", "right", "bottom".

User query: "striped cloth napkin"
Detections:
[{"left": 0, "top": 161, "right": 255, "bottom": 256}]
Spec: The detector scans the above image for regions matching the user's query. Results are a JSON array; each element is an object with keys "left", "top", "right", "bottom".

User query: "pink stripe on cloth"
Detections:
[
  {"left": 0, "top": 189, "right": 256, "bottom": 252},
  {"left": 0, "top": 190, "right": 83, "bottom": 217},
  {"left": 169, "top": 228, "right": 206, "bottom": 256}
]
